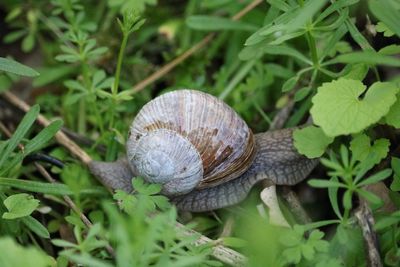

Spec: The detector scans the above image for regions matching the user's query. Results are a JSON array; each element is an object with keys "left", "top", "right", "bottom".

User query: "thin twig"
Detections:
[
  {"left": 280, "top": 186, "right": 312, "bottom": 224},
  {"left": 355, "top": 199, "right": 383, "bottom": 267},
  {"left": 176, "top": 223, "right": 247, "bottom": 267},
  {"left": 128, "top": 0, "right": 264, "bottom": 95},
  {"left": 269, "top": 99, "right": 295, "bottom": 131},
  {"left": 219, "top": 216, "right": 235, "bottom": 238},
  {"left": 1, "top": 91, "right": 248, "bottom": 266}
]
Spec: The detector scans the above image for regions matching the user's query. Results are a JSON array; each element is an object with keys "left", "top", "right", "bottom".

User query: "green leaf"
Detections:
[
  {"left": 113, "top": 190, "right": 136, "bottom": 215},
  {"left": 33, "top": 65, "right": 76, "bottom": 87},
  {"left": 358, "top": 169, "right": 392, "bottom": 186},
  {"left": 221, "top": 237, "right": 248, "bottom": 248},
  {"left": 301, "top": 244, "right": 315, "bottom": 260},
  {"left": 51, "top": 239, "right": 77, "bottom": 248},
  {"left": 345, "top": 19, "right": 373, "bottom": 50},
  {"left": 152, "top": 195, "right": 171, "bottom": 211},
  {"left": 390, "top": 175, "right": 400, "bottom": 192},
  {"left": 369, "top": 0, "right": 400, "bottom": 38},
  {"left": 65, "top": 253, "right": 113, "bottom": 267},
  {"left": 392, "top": 157, "right": 400, "bottom": 177},
  {"left": 24, "top": 120, "right": 63, "bottom": 154},
  {"left": 315, "top": 0, "right": 359, "bottom": 24},
  {"left": 375, "top": 214, "right": 400, "bottom": 230},
  {"left": 350, "top": 134, "right": 370, "bottom": 161},
  {"left": 280, "top": 231, "right": 302, "bottom": 247},
  {"left": 319, "top": 24, "right": 348, "bottom": 61},
  {"left": 311, "top": 79, "right": 399, "bottom": 137},
  {"left": 342, "top": 63, "right": 369, "bottom": 81},
  {"left": 328, "top": 177, "right": 342, "bottom": 219},
  {"left": 0, "top": 237, "right": 52, "bottom": 266},
  {"left": 186, "top": 16, "right": 257, "bottom": 31},
  {"left": 385, "top": 95, "right": 400, "bottom": 128},
  {"left": 21, "top": 216, "right": 50, "bottom": 239},
  {"left": 350, "top": 134, "right": 390, "bottom": 168},
  {"left": 343, "top": 190, "right": 353, "bottom": 210},
  {"left": 368, "top": 138, "right": 390, "bottom": 165},
  {"left": 379, "top": 45, "right": 400, "bottom": 55},
  {"left": 2, "top": 193, "right": 39, "bottom": 219},
  {"left": 263, "top": 45, "right": 312, "bottom": 65},
  {"left": 308, "top": 179, "right": 345, "bottom": 188},
  {"left": 375, "top": 22, "right": 394, "bottom": 37},
  {"left": 282, "top": 76, "right": 299, "bottom": 92},
  {"left": 356, "top": 189, "right": 382, "bottom": 205},
  {"left": 330, "top": 51, "right": 400, "bottom": 67},
  {"left": 0, "top": 177, "right": 73, "bottom": 195},
  {"left": 293, "top": 126, "right": 334, "bottom": 158},
  {"left": 22, "top": 33, "right": 35, "bottom": 52},
  {"left": 266, "top": 0, "right": 292, "bottom": 11},
  {"left": 0, "top": 57, "right": 39, "bottom": 77},
  {"left": 294, "top": 87, "right": 311, "bottom": 102},
  {"left": 390, "top": 158, "right": 400, "bottom": 191},
  {"left": 285, "top": 0, "right": 327, "bottom": 32},
  {"left": 0, "top": 105, "right": 39, "bottom": 169},
  {"left": 282, "top": 247, "right": 302, "bottom": 264}
]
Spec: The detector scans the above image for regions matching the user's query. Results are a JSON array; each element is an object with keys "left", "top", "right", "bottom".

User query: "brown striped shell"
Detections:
[{"left": 126, "top": 90, "right": 255, "bottom": 196}]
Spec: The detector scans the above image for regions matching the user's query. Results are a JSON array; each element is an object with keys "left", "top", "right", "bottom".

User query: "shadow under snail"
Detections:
[{"left": 89, "top": 90, "right": 318, "bottom": 212}]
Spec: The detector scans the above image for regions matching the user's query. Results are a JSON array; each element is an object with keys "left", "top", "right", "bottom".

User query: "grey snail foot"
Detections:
[{"left": 88, "top": 129, "right": 318, "bottom": 212}]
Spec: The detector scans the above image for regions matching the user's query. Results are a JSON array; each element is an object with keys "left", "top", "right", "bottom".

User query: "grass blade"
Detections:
[
  {"left": 24, "top": 120, "right": 63, "bottom": 154},
  {"left": 0, "top": 105, "right": 40, "bottom": 168},
  {"left": 0, "top": 177, "right": 73, "bottom": 195},
  {"left": 21, "top": 216, "right": 50, "bottom": 238},
  {"left": 328, "top": 51, "right": 400, "bottom": 67},
  {"left": 187, "top": 15, "right": 257, "bottom": 31},
  {"left": 0, "top": 57, "right": 39, "bottom": 77}
]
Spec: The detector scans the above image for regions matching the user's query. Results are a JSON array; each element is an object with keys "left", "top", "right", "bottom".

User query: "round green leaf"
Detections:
[
  {"left": 2, "top": 193, "right": 39, "bottom": 219},
  {"left": 293, "top": 126, "right": 334, "bottom": 158},
  {"left": 311, "top": 79, "right": 399, "bottom": 137}
]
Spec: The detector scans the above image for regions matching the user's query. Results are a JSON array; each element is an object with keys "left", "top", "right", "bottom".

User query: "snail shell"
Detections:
[{"left": 126, "top": 90, "right": 255, "bottom": 196}]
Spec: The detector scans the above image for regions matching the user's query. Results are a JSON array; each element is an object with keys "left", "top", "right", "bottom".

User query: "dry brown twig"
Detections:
[{"left": 355, "top": 199, "right": 383, "bottom": 267}]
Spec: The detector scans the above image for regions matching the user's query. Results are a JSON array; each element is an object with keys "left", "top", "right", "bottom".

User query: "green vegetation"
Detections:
[{"left": 1, "top": 0, "right": 400, "bottom": 266}]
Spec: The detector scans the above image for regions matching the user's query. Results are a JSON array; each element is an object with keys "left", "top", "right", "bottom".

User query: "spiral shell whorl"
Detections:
[
  {"left": 126, "top": 89, "right": 255, "bottom": 194},
  {"left": 127, "top": 129, "right": 203, "bottom": 196}
]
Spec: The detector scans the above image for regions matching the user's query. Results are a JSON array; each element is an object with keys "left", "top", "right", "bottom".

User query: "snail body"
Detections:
[{"left": 89, "top": 90, "right": 317, "bottom": 212}]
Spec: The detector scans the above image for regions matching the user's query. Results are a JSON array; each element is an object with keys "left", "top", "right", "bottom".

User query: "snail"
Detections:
[{"left": 89, "top": 90, "right": 318, "bottom": 212}]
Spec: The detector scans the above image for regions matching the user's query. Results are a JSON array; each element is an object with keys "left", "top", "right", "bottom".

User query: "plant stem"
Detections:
[
  {"left": 297, "top": 0, "right": 319, "bottom": 68},
  {"left": 306, "top": 29, "right": 319, "bottom": 68},
  {"left": 109, "top": 32, "right": 129, "bottom": 131},
  {"left": 113, "top": 33, "right": 128, "bottom": 97}
]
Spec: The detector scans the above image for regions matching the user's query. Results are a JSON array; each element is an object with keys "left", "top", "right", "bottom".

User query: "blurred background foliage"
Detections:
[{"left": 1, "top": 0, "right": 400, "bottom": 266}]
